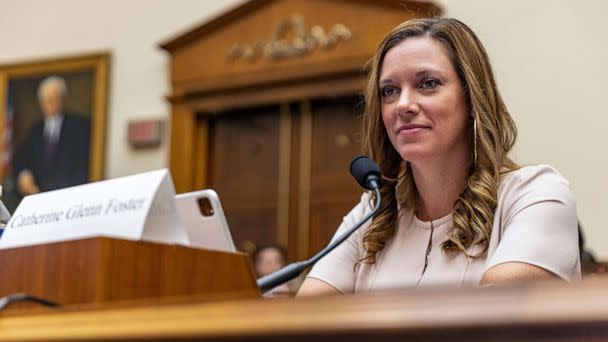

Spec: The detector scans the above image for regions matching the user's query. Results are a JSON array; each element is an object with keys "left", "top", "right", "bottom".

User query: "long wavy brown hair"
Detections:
[{"left": 361, "top": 18, "right": 518, "bottom": 263}]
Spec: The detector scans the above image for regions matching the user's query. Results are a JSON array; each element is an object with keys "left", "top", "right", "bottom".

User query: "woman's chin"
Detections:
[{"left": 397, "top": 149, "right": 431, "bottom": 163}]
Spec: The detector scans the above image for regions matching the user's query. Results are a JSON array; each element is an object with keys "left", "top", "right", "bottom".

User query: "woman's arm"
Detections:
[
  {"left": 484, "top": 166, "right": 580, "bottom": 282},
  {"left": 297, "top": 278, "right": 342, "bottom": 297},
  {"left": 480, "top": 261, "right": 558, "bottom": 285}
]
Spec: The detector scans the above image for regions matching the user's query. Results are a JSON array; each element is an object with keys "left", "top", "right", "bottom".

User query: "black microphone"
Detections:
[
  {"left": 349, "top": 155, "right": 381, "bottom": 191},
  {"left": 257, "top": 156, "right": 382, "bottom": 293}
]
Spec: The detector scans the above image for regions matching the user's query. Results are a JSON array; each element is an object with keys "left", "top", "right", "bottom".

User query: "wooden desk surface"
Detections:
[{"left": 2, "top": 277, "right": 608, "bottom": 341}]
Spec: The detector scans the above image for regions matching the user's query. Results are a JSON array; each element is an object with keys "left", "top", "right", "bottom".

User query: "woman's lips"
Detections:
[{"left": 397, "top": 125, "right": 429, "bottom": 136}]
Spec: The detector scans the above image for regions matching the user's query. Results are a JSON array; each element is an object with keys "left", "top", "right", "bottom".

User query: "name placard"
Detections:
[{"left": 0, "top": 169, "right": 189, "bottom": 249}]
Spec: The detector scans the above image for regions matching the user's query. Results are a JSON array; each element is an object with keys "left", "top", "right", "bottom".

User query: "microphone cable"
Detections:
[{"left": 0, "top": 293, "right": 61, "bottom": 311}]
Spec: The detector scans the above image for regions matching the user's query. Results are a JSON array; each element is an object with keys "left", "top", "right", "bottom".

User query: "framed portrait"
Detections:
[{"left": 0, "top": 52, "right": 109, "bottom": 210}]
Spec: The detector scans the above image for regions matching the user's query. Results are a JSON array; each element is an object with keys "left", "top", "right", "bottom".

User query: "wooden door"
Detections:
[
  {"left": 206, "top": 105, "right": 281, "bottom": 252},
  {"left": 202, "top": 96, "right": 364, "bottom": 260},
  {"left": 308, "top": 96, "right": 365, "bottom": 255}
]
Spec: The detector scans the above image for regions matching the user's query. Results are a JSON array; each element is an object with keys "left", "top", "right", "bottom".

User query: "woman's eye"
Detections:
[
  {"left": 419, "top": 78, "right": 440, "bottom": 89},
  {"left": 380, "top": 86, "right": 398, "bottom": 97}
]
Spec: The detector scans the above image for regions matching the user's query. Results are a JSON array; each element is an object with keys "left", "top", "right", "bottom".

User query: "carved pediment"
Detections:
[
  {"left": 160, "top": 0, "right": 440, "bottom": 95},
  {"left": 226, "top": 13, "right": 353, "bottom": 62}
]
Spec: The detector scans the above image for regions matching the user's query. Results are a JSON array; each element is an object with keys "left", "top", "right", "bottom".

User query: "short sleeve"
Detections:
[
  {"left": 306, "top": 193, "right": 372, "bottom": 293},
  {"left": 487, "top": 165, "right": 581, "bottom": 280}
]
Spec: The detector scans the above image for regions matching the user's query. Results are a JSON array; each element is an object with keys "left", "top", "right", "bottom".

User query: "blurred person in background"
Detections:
[
  {"left": 253, "top": 244, "right": 293, "bottom": 296},
  {"left": 579, "top": 224, "right": 607, "bottom": 276},
  {"left": 253, "top": 244, "right": 288, "bottom": 278}
]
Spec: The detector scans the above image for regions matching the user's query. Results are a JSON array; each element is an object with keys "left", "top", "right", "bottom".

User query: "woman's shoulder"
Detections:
[
  {"left": 342, "top": 192, "right": 375, "bottom": 226},
  {"left": 500, "top": 164, "right": 571, "bottom": 191},
  {"left": 497, "top": 164, "right": 575, "bottom": 213}
]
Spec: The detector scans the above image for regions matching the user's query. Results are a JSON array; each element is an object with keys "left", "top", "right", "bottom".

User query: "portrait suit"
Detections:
[{"left": 14, "top": 113, "right": 90, "bottom": 193}]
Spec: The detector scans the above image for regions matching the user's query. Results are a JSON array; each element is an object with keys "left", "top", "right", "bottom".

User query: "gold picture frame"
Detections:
[{"left": 0, "top": 52, "right": 109, "bottom": 205}]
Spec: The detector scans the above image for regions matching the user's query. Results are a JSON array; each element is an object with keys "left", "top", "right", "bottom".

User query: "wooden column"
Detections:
[{"left": 169, "top": 101, "right": 197, "bottom": 193}]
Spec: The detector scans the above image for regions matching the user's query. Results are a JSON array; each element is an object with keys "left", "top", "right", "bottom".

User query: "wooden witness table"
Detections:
[{"left": 2, "top": 277, "right": 608, "bottom": 341}]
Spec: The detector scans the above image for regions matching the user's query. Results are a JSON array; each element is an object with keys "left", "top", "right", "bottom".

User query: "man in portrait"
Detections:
[{"left": 13, "top": 75, "right": 90, "bottom": 196}]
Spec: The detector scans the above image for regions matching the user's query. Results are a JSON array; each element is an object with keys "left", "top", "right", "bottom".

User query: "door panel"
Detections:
[
  {"left": 308, "top": 96, "right": 365, "bottom": 255},
  {"left": 207, "top": 106, "right": 281, "bottom": 251}
]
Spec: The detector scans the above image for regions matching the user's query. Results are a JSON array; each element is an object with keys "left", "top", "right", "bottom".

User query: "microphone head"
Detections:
[{"left": 349, "top": 156, "right": 381, "bottom": 190}]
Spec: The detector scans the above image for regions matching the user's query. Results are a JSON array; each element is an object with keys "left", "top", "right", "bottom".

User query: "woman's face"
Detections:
[{"left": 379, "top": 36, "right": 470, "bottom": 165}]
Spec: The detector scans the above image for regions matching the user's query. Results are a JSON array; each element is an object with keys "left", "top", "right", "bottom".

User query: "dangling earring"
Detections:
[{"left": 473, "top": 116, "right": 478, "bottom": 167}]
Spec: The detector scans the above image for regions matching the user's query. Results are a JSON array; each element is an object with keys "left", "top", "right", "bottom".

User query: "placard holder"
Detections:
[
  {"left": 0, "top": 237, "right": 260, "bottom": 308},
  {"left": 0, "top": 169, "right": 190, "bottom": 250}
]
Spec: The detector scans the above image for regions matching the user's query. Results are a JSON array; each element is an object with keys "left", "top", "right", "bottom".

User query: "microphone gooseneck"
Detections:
[{"left": 257, "top": 156, "right": 382, "bottom": 293}]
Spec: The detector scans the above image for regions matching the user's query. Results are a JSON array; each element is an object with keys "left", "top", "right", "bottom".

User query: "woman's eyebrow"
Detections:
[
  {"left": 414, "top": 67, "right": 444, "bottom": 78},
  {"left": 379, "top": 78, "right": 394, "bottom": 85}
]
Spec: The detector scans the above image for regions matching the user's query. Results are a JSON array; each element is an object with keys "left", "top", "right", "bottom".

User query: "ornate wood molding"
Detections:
[{"left": 227, "top": 13, "right": 352, "bottom": 62}]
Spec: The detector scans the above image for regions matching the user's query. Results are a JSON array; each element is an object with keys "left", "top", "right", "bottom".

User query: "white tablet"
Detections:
[{"left": 175, "top": 189, "right": 236, "bottom": 253}]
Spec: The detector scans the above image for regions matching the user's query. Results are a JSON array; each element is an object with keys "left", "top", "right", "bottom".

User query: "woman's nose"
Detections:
[{"left": 395, "top": 90, "right": 419, "bottom": 116}]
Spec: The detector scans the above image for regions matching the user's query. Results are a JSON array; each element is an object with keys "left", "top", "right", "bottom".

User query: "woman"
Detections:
[{"left": 298, "top": 18, "right": 580, "bottom": 296}]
